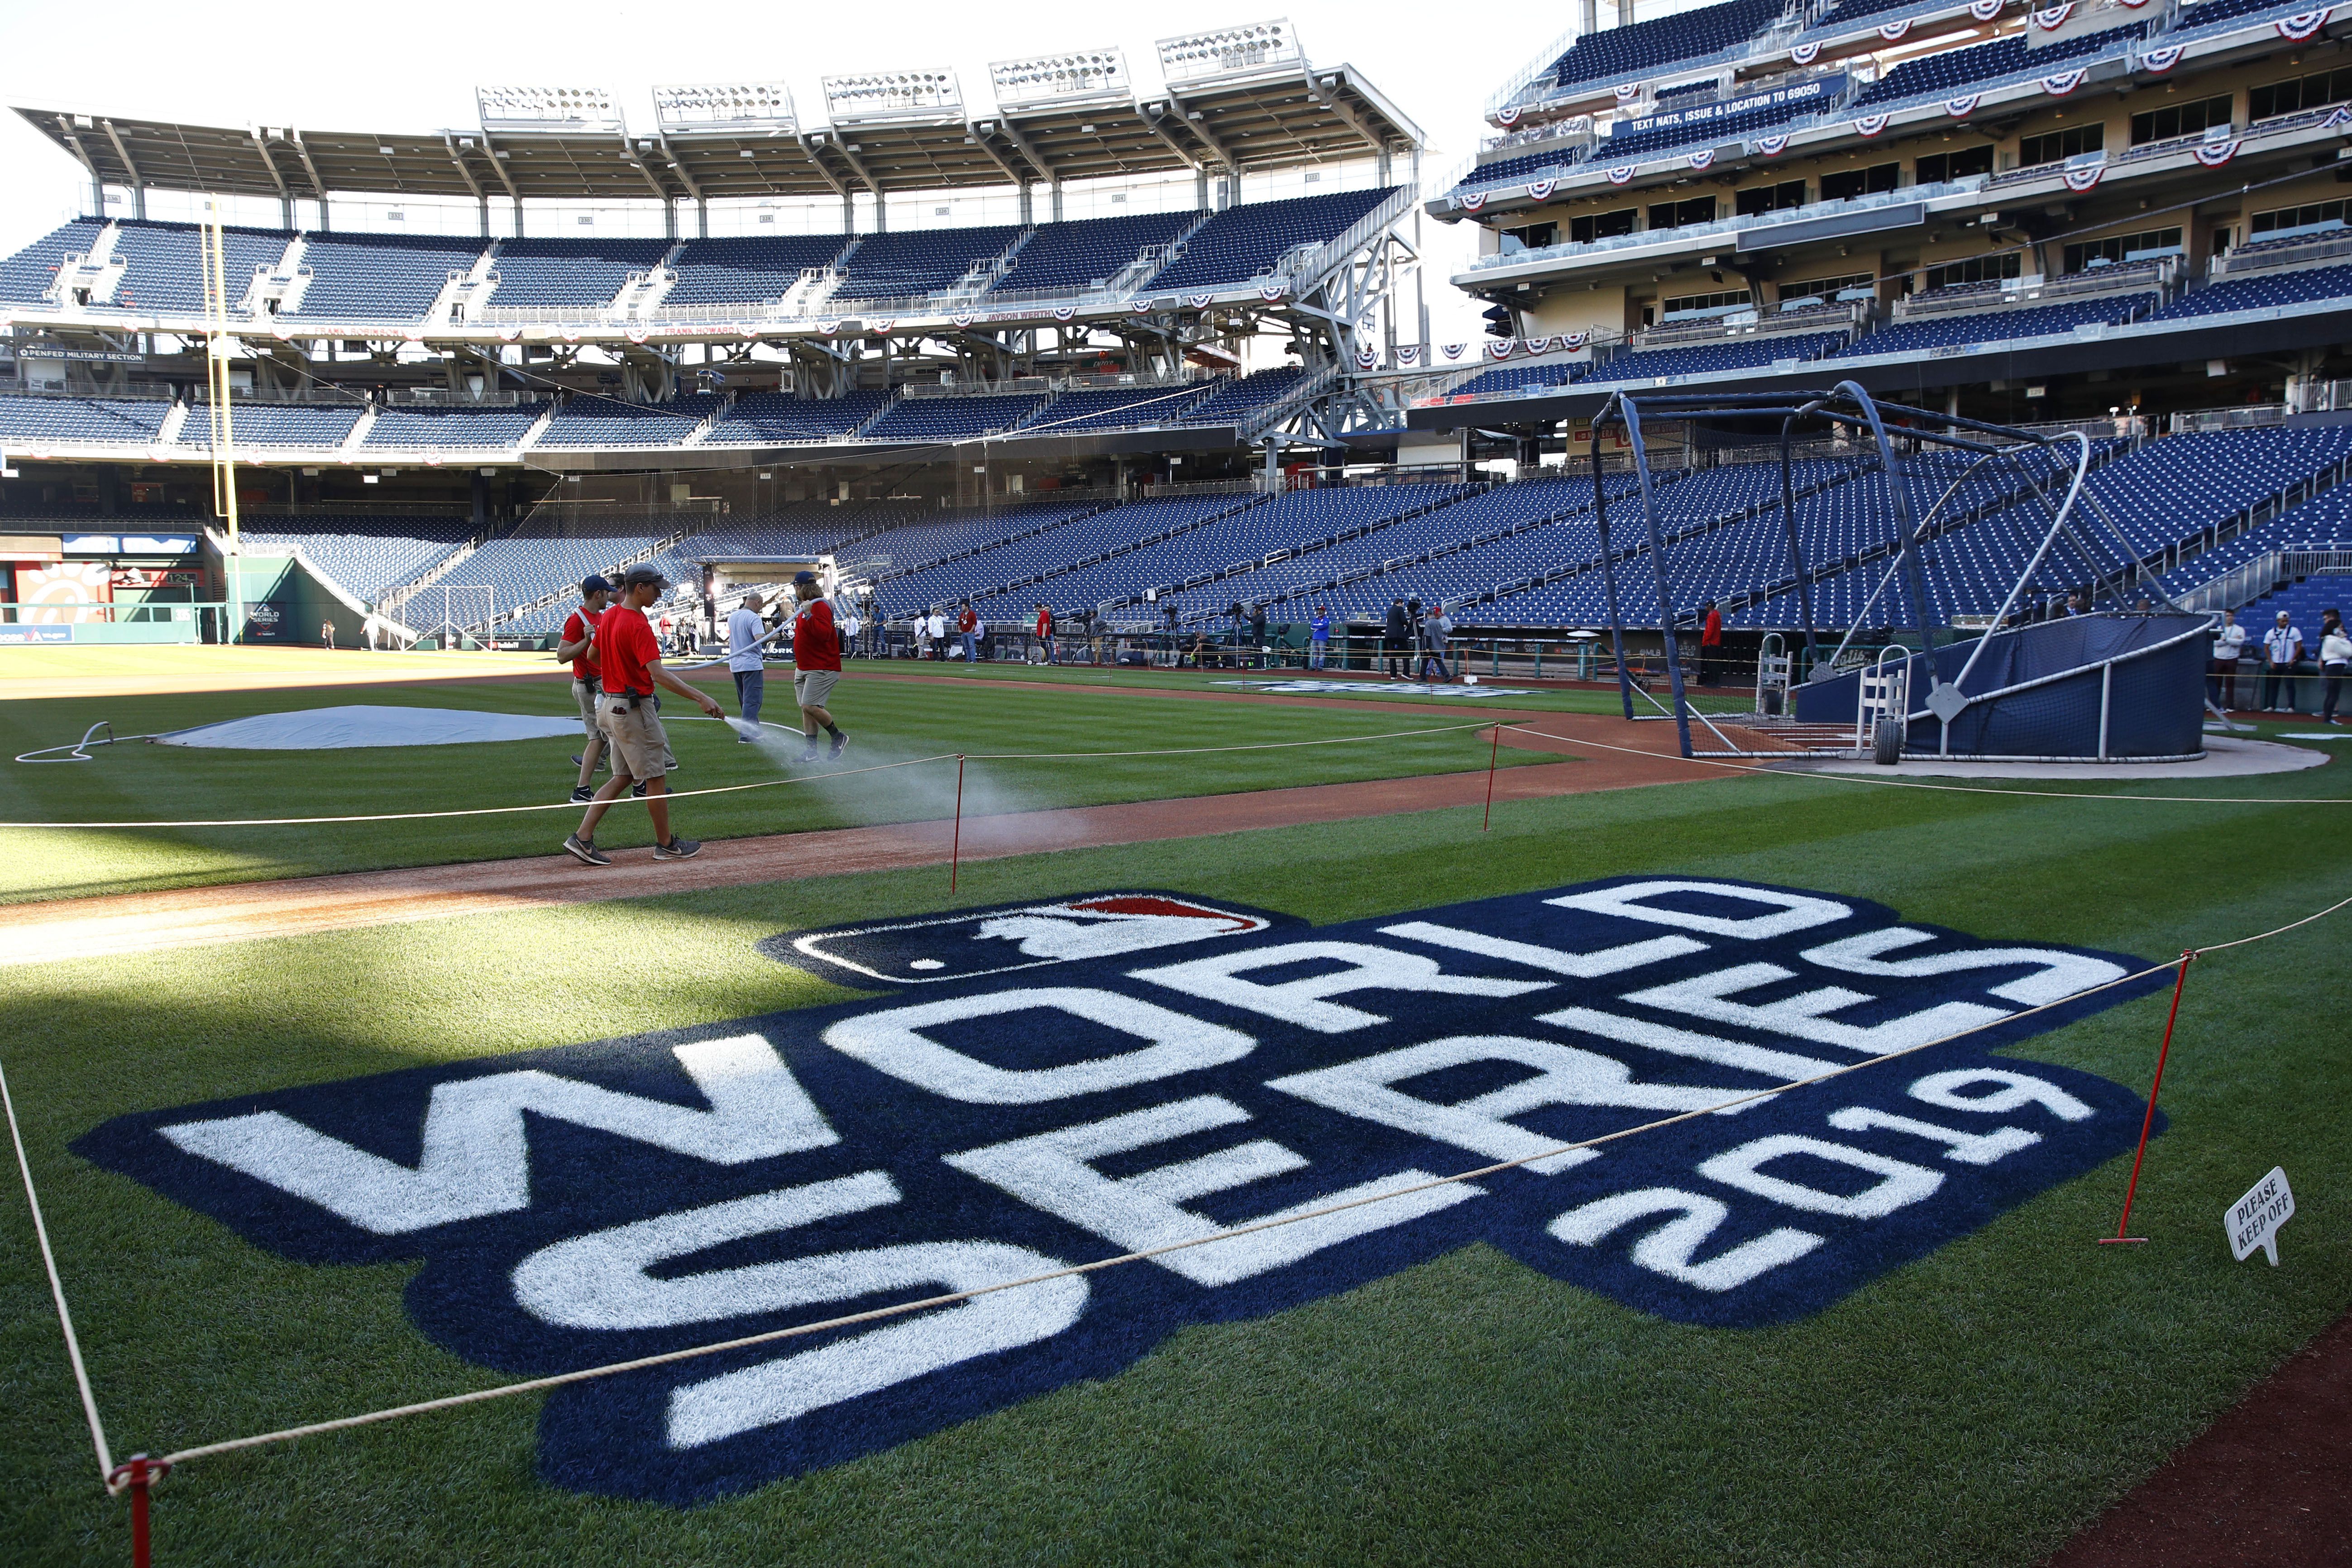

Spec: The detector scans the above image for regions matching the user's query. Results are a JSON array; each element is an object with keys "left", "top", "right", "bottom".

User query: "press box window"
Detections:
[
  {"left": 1923, "top": 253, "right": 2022, "bottom": 291},
  {"left": 2017, "top": 124, "right": 2103, "bottom": 167},
  {"left": 2130, "top": 94, "right": 2232, "bottom": 145},
  {"left": 1735, "top": 179, "right": 1809, "bottom": 217},
  {"left": 1660, "top": 288, "right": 1754, "bottom": 320},
  {"left": 1500, "top": 221, "right": 1558, "bottom": 253},
  {"left": 1569, "top": 207, "right": 1640, "bottom": 244},
  {"left": 1778, "top": 271, "right": 1876, "bottom": 304},
  {"left": 2063, "top": 227, "right": 2182, "bottom": 272},
  {"left": 2248, "top": 67, "right": 2352, "bottom": 121},
  {"left": 1819, "top": 162, "right": 1900, "bottom": 202},
  {"left": 2251, "top": 199, "right": 2349, "bottom": 237},
  {"left": 1913, "top": 145, "right": 1994, "bottom": 184},
  {"left": 1646, "top": 196, "right": 1718, "bottom": 230}
]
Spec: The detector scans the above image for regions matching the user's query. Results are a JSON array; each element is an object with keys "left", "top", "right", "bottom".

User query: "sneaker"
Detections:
[
  {"left": 798, "top": 745, "right": 821, "bottom": 763},
  {"left": 829, "top": 731, "right": 850, "bottom": 759},
  {"left": 652, "top": 836, "right": 703, "bottom": 860},
  {"left": 737, "top": 734, "right": 756, "bottom": 744},
  {"left": 631, "top": 782, "right": 647, "bottom": 798},
  {"left": 562, "top": 834, "right": 612, "bottom": 867},
  {"left": 569, "top": 785, "right": 595, "bottom": 804}
]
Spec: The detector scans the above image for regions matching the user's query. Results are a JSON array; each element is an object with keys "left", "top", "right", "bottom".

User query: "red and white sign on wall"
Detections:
[{"left": 12, "top": 560, "right": 112, "bottom": 622}]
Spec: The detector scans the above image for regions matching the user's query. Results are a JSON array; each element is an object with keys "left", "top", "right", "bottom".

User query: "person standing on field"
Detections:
[
  {"left": 791, "top": 569, "right": 851, "bottom": 761},
  {"left": 564, "top": 565, "right": 724, "bottom": 866},
  {"left": 1698, "top": 599, "right": 1723, "bottom": 686},
  {"left": 2261, "top": 611, "right": 2304, "bottom": 712},
  {"left": 927, "top": 607, "right": 949, "bottom": 661},
  {"left": 2319, "top": 607, "right": 2348, "bottom": 725},
  {"left": 320, "top": 618, "right": 335, "bottom": 651},
  {"left": 557, "top": 574, "right": 614, "bottom": 803},
  {"left": 2209, "top": 607, "right": 2247, "bottom": 709},
  {"left": 727, "top": 591, "right": 770, "bottom": 742},
  {"left": 958, "top": 600, "right": 980, "bottom": 662},
  {"left": 1309, "top": 604, "right": 1331, "bottom": 671}
]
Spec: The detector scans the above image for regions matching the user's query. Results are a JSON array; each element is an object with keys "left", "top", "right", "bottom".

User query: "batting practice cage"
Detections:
[{"left": 1583, "top": 382, "right": 2211, "bottom": 764}]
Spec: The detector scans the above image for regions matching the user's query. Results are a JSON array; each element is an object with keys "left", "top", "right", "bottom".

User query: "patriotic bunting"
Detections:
[
  {"left": 2142, "top": 44, "right": 2183, "bottom": 71},
  {"left": 1487, "top": 338, "right": 1517, "bottom": 359},
  {"left": 1854, "top": 114, "right": 1891, "bottom": 136},
  {"left": 1616, "top": 83, "right": 1643, "bottom": 102},
  {"left": 272, "top": 325, "right": 294, "bottom": 341},
  {"left": 950, "top": 313, "right": 974, "bottom": 328},
  {"left": 2030, "top": 4, "right": 2074, "bottom": 28},
  {"left": 1396, "top": 344, "right": 1421, "bottom": 366},
  {"left": 626, "top": 328, "right": 647, "bottom": 344},
  {"left": 1052, "top": 306, "right": 1076, "bottom": 322},
  {"left": 738, "top": 327, "right": 760, "bottom": 340},
  {"left": 402, "top": 328, "right": 425, "bottom": 343},
  {"left": 1561, "top": 331, "right": 1590, "bottom": 350},
  {"left": 1528, "top": 178, "right": 1558, "bottom": 201},
  {"left": 1440, "top": 342, "right": 1468, "bottom": 361},
  {"left": 2042, "top": 68, "right": 2086, "bottom": 95},
  {"left": 1792, "top": 41, "right": 1821, "bottom": 63},
  {"left": 1356, "top": 347, "right": 1379, "bottom": 370},
  {"left": 817, "top": 320, "right": 840, "bottom": 335},
  {"left": 1969, "top": 0, "right": 2004, "bottom": 16},
  {"left": 2276, "top": 8, "right": 2330, "bottom": 40},
  {"left": 1947, "top": 93, "right": 1982, "bottom": 118},
  {"left": 1461, "top": 191, "right": 1489, "bottom": 211},
  {"left": 869, "top": 319, "right": 895, "bottom": 335},
  {"left": 1128, "top": 298, "right": 1153, "bottom": 314},
  {"left": 1496, "top": 106, "right": 1522, "bottom": 126},
  {"left": 1258, "top": 285, "right": 1287, "bottom": 303},
  {"left": 2062, "top": 163, "right": 2105, "bottom": 191},
  {"left": 1755, "top": 134, "right": 1791, "bottom": 155},
  {"left": 2193, "top": 138, "right": 2241, "bottom": 165},
  {"left": 498, "top": 325, "right": 521, "bottom": 342},
  {"left": 2327, "top": 104, "right": 2352, "bottom": 125},
  {"left": 1879, "top": 19, "right": 1913, "bottom": 38},
  {"left": 1187, "top": 294, "right": 1215, "bottom": 310},
  {"left": 1606, "top": 165, "right": 1637, "bottom": 183},
  {"left": 1689, "top": 149, "right": 1716, "bottom": 169}
]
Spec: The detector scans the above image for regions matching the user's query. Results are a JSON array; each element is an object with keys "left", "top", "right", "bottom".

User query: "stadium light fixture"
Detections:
[
  {"left": 474, "top": 85, "right": 626, "bottom": 134},
  {"left": 822, "top": 70, "right": 963, "bottom": 123},
  {"left": 1155, "top": 19, "right": 1302, "bottom": 84},
  {"left": 989, "top": 48, "right": 1132, "bottom": 108},
  {"left": 652, "top": 82, "right": 799, "bottom": 134}
]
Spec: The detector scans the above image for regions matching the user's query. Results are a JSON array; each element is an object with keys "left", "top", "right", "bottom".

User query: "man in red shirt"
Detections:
[
  {"left": 956, "top": 600, "right": 980, "bottom": 663},
  {"left": 1698, "top": 598, "right": 1724, "bottom": 686},
  {"left": 1035, "top": 602, "right": 1057, "bottom": 664},
  {"left": 790, "top": 569, "right": 850, "bottom": 761},
  {"left": 555, "top": 574, "right": 613, "bottom": 803},
  {"left": 564, "top": 565, "right": 725, "bottom": 867}
]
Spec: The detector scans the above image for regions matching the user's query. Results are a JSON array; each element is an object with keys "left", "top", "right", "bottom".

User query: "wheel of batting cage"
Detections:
[{"left": 1873, "top": 717, "right": 1904, "bottom": 766}]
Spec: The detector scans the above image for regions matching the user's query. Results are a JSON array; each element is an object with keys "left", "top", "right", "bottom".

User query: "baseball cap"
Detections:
[
  {"left": 623, "top": 564, "right": 668, "bottom": 589},
  {"left": 794, "top": 569, "right": 819, "bottom": 585},
  {"left": 581, "top": 574, "right": 615, "bottom": 595}
]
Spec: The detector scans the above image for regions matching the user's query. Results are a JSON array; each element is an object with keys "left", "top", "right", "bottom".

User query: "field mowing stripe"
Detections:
[{"left": 134, "top": 887, "right": 2352, "bottom": 1477}]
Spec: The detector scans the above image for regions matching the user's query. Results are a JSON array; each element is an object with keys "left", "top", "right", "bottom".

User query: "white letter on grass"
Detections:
[
  {"left": 1697, "top": 1134, "right": 1944, "bottom": 1219},
  {"left": 822, "top": 987, "right": 1254, "bottom": 1103},
  {"left": 947, "top": 1094, "right": 1480, "bottom": 1287},
  {"left": 159, "top": 1035, "right": 838, "bottom": 1235},
  {"left": 512, "top": 1170, "right": 1086, "bottom": 1450},
  {"left": 1545, "top": 880, "right": 1852, "bottom": 940},
  {"left": 1133, "top": 941, "right": 1550, "bottom": 1033},
  {"left": 1268, "top": 1035, "right": 1756, "bottom": 1176},
  {"left": 1549, "top": 1188, "right": 1822, "bottom": 1292}
]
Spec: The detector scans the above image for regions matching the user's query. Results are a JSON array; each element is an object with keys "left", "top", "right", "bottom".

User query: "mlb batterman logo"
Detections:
[{"left": 76, "top": 877, "right": 2168, "bottom": 1506}]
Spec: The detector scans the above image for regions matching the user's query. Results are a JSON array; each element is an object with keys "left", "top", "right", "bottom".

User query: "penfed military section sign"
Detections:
[{"left": 78, "top": 878, "right": 2165, "bottom": 1505}]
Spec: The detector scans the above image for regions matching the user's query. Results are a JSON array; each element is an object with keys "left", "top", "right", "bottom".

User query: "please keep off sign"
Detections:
[{"left": 2226, "top": 1166, "right": 2295, "bottom": 1266}]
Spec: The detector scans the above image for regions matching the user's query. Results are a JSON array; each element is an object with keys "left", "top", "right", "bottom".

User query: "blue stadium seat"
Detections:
[
  {"left": 2150, "top": 264, "right": 2352, "bottom": 321},
  {"left": 662, "top": 235, "right": 851, "bottom": 308},
  {"left": 534, "top": 395, "right": 724, "bottom": 449},
  {"left": 488, "top": 237, "right": 673, "bottom": 309},
  {"left": 992, "top": 211, "right": 1198, "bottom": 296},
  {"left": 0, "top": 219, "right": 108, "bottom": 306},
  {"left": 175, "top": 402, "right": 363, "bottom": 449},
  {"left": 1840, "top": 293, "right": 2154, "bottom": 356},
  {"left": 286, "top": 233, "right": 487, "bottom": 321},
  {"left": 363, "top": 405, "right": 545, "bottom": 449},
  {"left": 1149, "top": 190, "right": 1399, "bottom": 294},
  {"left": 0, "top": 394, "right": 172, "bottom": 445},
  {"left": 833, "top": 227, "right": 1024, "bottom": 300},
  {"left": 704, "top": 391, "right": 894, "bottom": 444}
]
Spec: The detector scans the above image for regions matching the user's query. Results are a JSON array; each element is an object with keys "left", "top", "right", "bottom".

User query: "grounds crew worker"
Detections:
[
  {"left": 564, "top": 564, "right": 724, "bottom": 867},
  {"left": 557, "top": 574, "right": 614, "bottom": 803},
  {"left": 791, "top": 569, "right": 851, "bottom": 761}
]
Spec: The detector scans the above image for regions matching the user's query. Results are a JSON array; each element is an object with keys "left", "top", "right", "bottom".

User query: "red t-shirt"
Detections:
[
  {"left": 793, "top": 598, "right": 841, "bottom": 672},
  {"left": 1036, "top": 608, "right": 1053, "bottom": 638},
  {"left": 1701, "top": 607, "right": 1724, "bottom": 648},
  {"left": 562, "top": 604, "right": 603, "bottom": 683},
  {"left": 598, "top": 603, "right": 660, "bottom": 694},
  {"left": 958, "top": 607, "right": 977, "bottom": 635}
]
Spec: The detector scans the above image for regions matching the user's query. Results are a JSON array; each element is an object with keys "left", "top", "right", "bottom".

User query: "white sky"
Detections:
[{"left": 0, "top": 0, "right": 1540, "bottom": 344}]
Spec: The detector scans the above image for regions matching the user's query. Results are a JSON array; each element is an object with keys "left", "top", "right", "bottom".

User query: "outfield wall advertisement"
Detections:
[{"left": 77, "top": 878, "right": 2166, "bottom": 1505}]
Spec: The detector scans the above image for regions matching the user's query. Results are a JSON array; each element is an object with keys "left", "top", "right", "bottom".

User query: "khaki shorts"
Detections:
[
  {"left": 571, "top": 678, "right": 601, "bottom": 740},
  {"left": 598, "top": 694, "right": 670, "bottom": 781},
  {"left": 794, "top": 669, "right": 840, "bottom": 710}
]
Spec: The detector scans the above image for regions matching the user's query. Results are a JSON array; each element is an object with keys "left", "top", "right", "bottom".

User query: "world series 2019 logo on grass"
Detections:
[{"left": 76, "top": 878, "right": 2168, "bottom": 1506}]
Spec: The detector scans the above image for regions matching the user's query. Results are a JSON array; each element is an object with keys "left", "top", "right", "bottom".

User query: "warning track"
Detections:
[{"left": 0, "top": 712, "right": 1720, "bottom": 965}]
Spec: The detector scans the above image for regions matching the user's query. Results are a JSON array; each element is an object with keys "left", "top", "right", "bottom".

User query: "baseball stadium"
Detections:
[{"left": 1, "top": 0, "right": 2348, "bottom": 1562}]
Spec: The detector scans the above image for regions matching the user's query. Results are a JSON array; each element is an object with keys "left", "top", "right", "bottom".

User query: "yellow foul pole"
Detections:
[{"left": 201, "top": 201, "right": 243, "bottom": 642}]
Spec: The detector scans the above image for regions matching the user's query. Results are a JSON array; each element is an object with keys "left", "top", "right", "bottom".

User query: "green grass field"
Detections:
[
  {"left": 1, "top": 657, "right": 2347, "bottom": 1566},
  {"left": 0, "top": 667, "right": 1556, "bottom": 904}
]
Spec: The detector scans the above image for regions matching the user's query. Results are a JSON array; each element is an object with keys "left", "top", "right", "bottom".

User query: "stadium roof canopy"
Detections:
[{"left": 11, "top": 21, "right": 1420, "bottom": 210}]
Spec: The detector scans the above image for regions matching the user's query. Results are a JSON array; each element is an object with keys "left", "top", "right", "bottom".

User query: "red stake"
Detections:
[
  {"left": 110, "top": 1454, "right": 163, "bottom": 1568},
  {"left": 1482, "top": 723, "right": 1501, "bottom": 832},
  {"left": 949, "top": 755, "right": 966, "bottom": 893},
  {"left": 2101, "top": 949, "right": 2195, "bottom": 1244}
]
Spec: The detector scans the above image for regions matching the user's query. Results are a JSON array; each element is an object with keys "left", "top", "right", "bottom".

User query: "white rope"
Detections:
[
  {"left": 0, "top": 1047, "right": 114, "bottom": 1485},
  {"left": 140, "top": 884, "right": 2350, "bottom": 1472}
]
